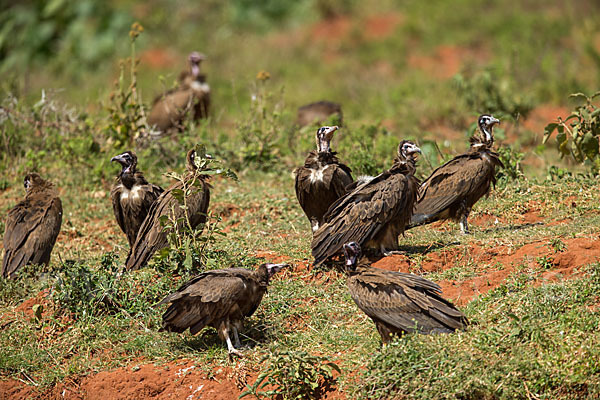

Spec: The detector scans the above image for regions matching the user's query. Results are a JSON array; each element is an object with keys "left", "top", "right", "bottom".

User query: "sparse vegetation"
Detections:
[{"left": 1, "top": 0, "right": 600, "bottom": 398}]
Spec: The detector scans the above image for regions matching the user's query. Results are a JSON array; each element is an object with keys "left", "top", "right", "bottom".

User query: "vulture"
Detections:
[
  {"left": 294, "top": 125, "right": 353, "bottom": 233},
  {"left": 148, "top": 51, "right": 210, "bottom": 132},
  {"left": 2, "top": 173, "right": 62, "bottom": 279},
  {"left": 409, "top": 114, "right": 504, "bottom": 234},
  {"left": 296, "top": 100, "right": 343, "bottom": 127},
  {"left": 125, "top": 149, "right": 210, "bottom": 270},
  {"left": 159, "top": 263, "right": 288, "bottom": 357},
  {"left": 343, "top": 242, "right": 468, "bottom": 343},
  {"left": 311, "top": 140, "right": 421, "bottom": 265},
  {"left": 110, "top": 151, "right": 163, "bottom": 247}
]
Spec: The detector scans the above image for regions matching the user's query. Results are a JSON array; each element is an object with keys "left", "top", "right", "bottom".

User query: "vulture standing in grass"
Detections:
[
  {"left": 296, "top": 100, "right": 343, "bottom": 127},
  {"left": 409, "top": 114, "right": 503, "bottom": 234},
  {"left": 148, "top": 52, "right": 210, "bottom": 132},
  {"left": 343, "top": 242, "right": 468, "bottom": 343},
  {"left": 159, "top": 263, "right": 288, "bottom": 357},
  {"left": 2, "top": 173, "right": 62, "bottom": 279},
  {"left": 311, "top": 140, "right": 421, "bottom": 265},
  {"left": 295, "top": 125, "right": 353, "bottom": 233},
  {"left": 110, "top": 151, "right": 163, "bottom": 247},
  {"left": 125, "top": 149, "right": 210, "bottom": 270}
]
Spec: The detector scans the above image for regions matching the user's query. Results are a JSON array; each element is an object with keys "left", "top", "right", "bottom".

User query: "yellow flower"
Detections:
[{"left": 256, "top": 70, "right": 271, "bottom": 81}]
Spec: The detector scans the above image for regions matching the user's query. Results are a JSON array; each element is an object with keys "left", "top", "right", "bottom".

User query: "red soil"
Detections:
[
  {"left": 438, "top": 236, "right": 600, "bottom": 305},
  {"left": 521, "top": 104, "right": 570, "bottom": 135},
  {"left": 408, "top": 45, "right": 490, "bottom": 79},
  {"left": 139, "top": 48, "right": 179, "bottom": 70}
]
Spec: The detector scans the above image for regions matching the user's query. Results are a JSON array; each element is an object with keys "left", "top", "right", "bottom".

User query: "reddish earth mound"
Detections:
[
  {"left": 408, "top": 45, "right": 490, "bottom": 79},
  {"left": 437, "top": 236, "right": 600, "bottom": 305}
]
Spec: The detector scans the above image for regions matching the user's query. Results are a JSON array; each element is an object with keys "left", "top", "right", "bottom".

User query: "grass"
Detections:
[{"left": 1, "top": 0, "right": 600, "bottom": 398}]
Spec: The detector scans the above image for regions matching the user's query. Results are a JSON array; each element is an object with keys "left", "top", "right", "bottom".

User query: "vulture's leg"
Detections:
[
  {"left": 380, "top": 245, "right": 405, "bottom": 257},
  {"left": 232, "top": 326, "right": 242, "bottom": 348},
  {"left": 459, "top": 207, "right": 472, "bottom": 234},
  {"left": 220, "top": 323, "right": 243, "bottom": 358}
]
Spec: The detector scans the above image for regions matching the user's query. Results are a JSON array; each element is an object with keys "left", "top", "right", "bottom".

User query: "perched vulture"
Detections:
[
  {"left": 148, "top": 52, "right": 210, "bottom": 132},
  {"left": 409, "top": 114, "right": 504, "bottom": 234},
  {"left": 296, "top": 100, "right": 343, "bottom": 127},
  {"left": 2, "top": 173, "right": 62, "bottom": 279},
  {"left": 311, "top": 141, "right": 421, "bottom": 265},
  {"left": 110, "top": 151, "right": 163, "bottom": 247},
  {"left": 295, "top": 126, "right": 353, "bottom": 233},
  {"left": 125, "top": 149, "right": 210, "bottom": 270},
  {"left": 159, "top": 263, "right": 288, "bottom": 357},
  {"left": 343, "top": 242, "right": 468, "bottom": 343}
]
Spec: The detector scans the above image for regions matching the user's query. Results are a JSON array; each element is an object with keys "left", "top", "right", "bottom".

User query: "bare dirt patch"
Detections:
[{"left": 408, "top": 45, "right": 490, "bottom": 79}]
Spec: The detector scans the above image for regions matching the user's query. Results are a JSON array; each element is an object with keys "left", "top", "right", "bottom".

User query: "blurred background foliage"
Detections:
[{"left": 0, "top": 0, "right": 600, "bottom": 182}]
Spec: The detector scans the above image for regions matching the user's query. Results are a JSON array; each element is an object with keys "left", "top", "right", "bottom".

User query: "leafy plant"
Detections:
[
  {"left": 543, "top": 91, "right": 600, "bottom": 174},
  {"left": 496, "top": 145, "right": 524, "bottom": 186},
  {"left": 155, "top": 145, "right": 237, "bottom": 276},
  {"left": 104, "top": 22, "right": 148, "bottom": 149},
  {"left": 240, "top": 349, "right": 340, "bottom": 400},
  {"left": 454, "top": 69, "right": 534, "bottom": 120}
]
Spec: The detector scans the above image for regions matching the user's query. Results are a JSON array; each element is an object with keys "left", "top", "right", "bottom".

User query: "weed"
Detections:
[
  {"left": 536, "top": 255, "right": 554, "bottom": 270},
  {"left": 544, "top": 91, "right": 600, "bottom": 175},
  {"left": 240, "top": 349, "right": 340, "bottom": 400},
  {"left": 550, "top": 238, "right": 567, "bottom": 253}
]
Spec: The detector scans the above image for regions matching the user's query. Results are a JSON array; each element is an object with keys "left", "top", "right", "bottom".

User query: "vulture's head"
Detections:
[
  {"left": 186, "top": 149, "right": 197, "bottom": 170},
  {"left": 23, "top": 173, "right": 45, "bottom": 194},
  {"left": 477, "top": 114, "right": 500, "bottom": 144},
  {"left": 188, "top": 52, "right": 206, "bottom": 77},
  {"left": 397, "top": 140, "right": 421, "bottom": 160},
  {"left": 315, "top": 125, "right": 339, "bottom": 153},
  {"left": 257, "top": 263, "right": 289, "bottom": 284},
  {"left": 111, "top": 151, "right": 137, "bottom": 174},
  {"left": 343, "top": 242, "right": 362, "bottom": 273}
]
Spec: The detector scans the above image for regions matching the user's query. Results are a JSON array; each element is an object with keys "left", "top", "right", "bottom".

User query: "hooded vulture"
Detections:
[
  {"left": 343, "top": 242, "right": 468, "bottom": 343},
  {"left": 125, "top": 149, "right": 210, "bottom": 270},
  {"left": 159, "top": 263, "right": 288, "bottom": 357},
  {"left": 2, "top": 173, "right": 62, "bottom": 279},
  {"left": 296, "top": 100, "right": 343, "bottom": 127},
  {"left": 409, "top": 114, "right": 504, "bottom": 234},
  {"left": 148, "top": 52, "right": 210, "bottom": 132},
  {"left": 311, "top": 141, "right": 420, "bottom": 265},
  {"left": 110, "top": 151, "right": 163, "bottom": 247},
  {"left": 295, "top": 126, "right": 353, "bottom": 233}
]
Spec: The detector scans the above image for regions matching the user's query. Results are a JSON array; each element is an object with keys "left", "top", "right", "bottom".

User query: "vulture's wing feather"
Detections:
[
  {"left": 160, "top": 269, "right": 251, "bottom": 334},
  {"left": 348, "top": 269, "right": 467, "bottom": 334},
  {"left": 110, "top": 184, "right": 127, "bottom": 236},
  {"left": 312, "top": 172, "right": 409, "bottom": 264},
  {"left": 412, "top": 154, "right": 488, "bottom": 225}
]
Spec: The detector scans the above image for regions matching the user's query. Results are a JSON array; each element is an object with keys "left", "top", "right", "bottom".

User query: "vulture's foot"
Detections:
[
  {"left": 228, "top": 348, "right": 244, "bottom": 360},
  {"left": 382, "top": 250, "right": 406, "bottom": 257},
  {"left": 459, "top": 217, "right": 470, "bottom": 234}
]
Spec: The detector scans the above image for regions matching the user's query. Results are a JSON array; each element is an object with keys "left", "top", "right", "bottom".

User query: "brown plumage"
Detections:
[
  {"left": 2, "top": 174, "right": 62, "bottom": 279},
  {"left": 409, "top": 115, "right": 504, "bottom": 234},
  {"left": 295, "top": 126, "right": 353, "bottom": 233},
  {"left": 110, "top": 151, "right": 163, "bottom": 247},
  {"left": 311, "top": 141, "right": 421, "bottom": 265},
  {"left": 148, "top": 52, "right": 210, "bottom": 132},
  {"left": 125, "top": 149, "right": 210, "bottom": 271},
  {"left": 343, "top": 242, "right": 468, "bottom": 343},
  {"left": 296, "top": 100, "right": 343, "bottom": 127},
  {"left": 159, "top": 263, "right": 288, "bottom": 357}
]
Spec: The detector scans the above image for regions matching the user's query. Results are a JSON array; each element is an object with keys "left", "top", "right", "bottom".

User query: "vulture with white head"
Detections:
[
  {"left": 2, "top": 174, "right": 62, "bottom": 279},
  {"left": 125, "top": 149, "right": 210, "bottom": 270},
  {"left": 343, "top": 242, "right": 468, "bottom": 343},
  {"left": 110, "top": 151, "right": 163, "bottom": 247},
  {"left": 311, "top": 140, "right": 420, "bottom": 265},
  {"left": 409, "top": 114, "right": 504, "bottom": 234},
  {"left": 159, "top": 263, "right": 288, "bottom": 357},
  {"left": 148, "top": 52, "right": 210, "bottom": 132},
  {"left": 295, "top": 125, "right": 353, "bottom": 233}
]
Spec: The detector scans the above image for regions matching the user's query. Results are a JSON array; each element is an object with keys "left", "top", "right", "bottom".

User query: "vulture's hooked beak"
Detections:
[
  {"left": 266, "top": 263, "right": 289, "bottom": 277},
  {"left": 111, "top": 154, "right": 128, "bottom": 166}
]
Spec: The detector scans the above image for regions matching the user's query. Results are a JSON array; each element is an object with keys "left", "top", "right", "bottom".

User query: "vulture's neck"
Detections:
[{"left": 120, "top": 169, "right": 138, "bottom": 189}]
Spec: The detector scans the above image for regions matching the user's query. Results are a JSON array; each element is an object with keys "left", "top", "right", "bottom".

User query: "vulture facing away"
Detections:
[
  {"left": 409, "top": 114, "right": 504, "bottom": 234},
  {"left": 296, "top": 100, "right": 343, "bottom": 127},
  {"left": 343, "top": 242, "right": 468, "bottom": 343},
  {"left": 295, "top": 126, "right": 353, "bottom": 233},
  {"left": 2, "top": 173, "right": 62, "bottom": 279},
  {"left": 125, "top": 149, "right": 211, "bottom": 271},
  {"left": 110, "top": 151, "right": 163, "bottom": 247},
  {"left": 159, "top": 263, "right": 288, "bottom": 357},
  {"left": 148, "top": 52, "right": 210, "bottom": 132},
  {"left": 311, "top": 141, "right": 421, "bottom": 266}
]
